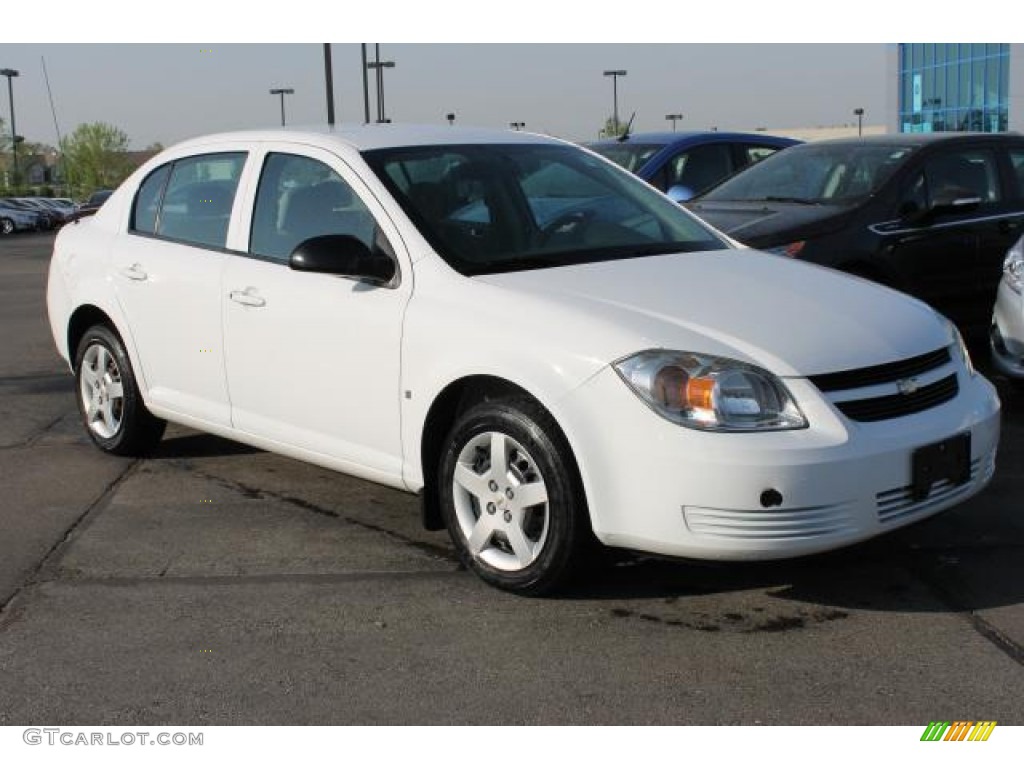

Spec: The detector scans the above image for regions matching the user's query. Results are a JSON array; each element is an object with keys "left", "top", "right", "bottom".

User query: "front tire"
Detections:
[
  {"left": 74, "top": 324, "right": 166, "bottom": 456},
  {"left": 439, "top": 397, "right": 589, "bottom": 595}
]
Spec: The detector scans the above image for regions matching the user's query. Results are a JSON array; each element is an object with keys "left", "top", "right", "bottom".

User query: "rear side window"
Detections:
[
  {"left": 741, "top": 145, "right": 783, "bottom": 166},
  {"left": 130, "top": 164, "right": 170, "bottom": 234},
  {"left": 154, "top": 153, "right": 247, "bottom": 249},
  {"left": 1009, "top": 150, "right": 1024, "bottom": 197},
  {"left": 662, "top": 144, "right": 734, "bottom": 195}
]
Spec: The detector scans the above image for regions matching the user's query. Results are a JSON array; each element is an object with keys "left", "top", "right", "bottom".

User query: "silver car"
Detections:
[{"left": 991, "top": 234, "right": 1024, "bottom": 387}]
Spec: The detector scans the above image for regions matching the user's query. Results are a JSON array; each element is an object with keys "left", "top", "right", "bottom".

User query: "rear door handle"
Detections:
[
  {"left": 999, "top": 219, "right": 1022, "bottom": 234},
  {"left": 229, "top": 287, "right": 266, "bottom": 308},
  {"left": 119, "top": 263, "right": 148, "bottom": 281}
]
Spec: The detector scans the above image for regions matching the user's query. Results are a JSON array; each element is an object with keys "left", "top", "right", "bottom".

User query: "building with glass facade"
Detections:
[{"left": 887, "top": 44, "right": 1023, "bottom": 134}]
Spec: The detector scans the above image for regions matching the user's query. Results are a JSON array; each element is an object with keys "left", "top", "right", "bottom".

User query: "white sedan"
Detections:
[
  {"left": 46, "top": 125, "right": 1001, "bottom": 594},
  {"left": 992, "top": 234, "right": 1024, "bottom": 387}
]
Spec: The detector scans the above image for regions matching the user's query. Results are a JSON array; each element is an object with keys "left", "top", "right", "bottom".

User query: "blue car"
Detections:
[
  {"left": 0, "top": 199, "right": 43, "bottom": 236},
  {"left": 586, "top": 131, "right": 801, "bottom": 202}
]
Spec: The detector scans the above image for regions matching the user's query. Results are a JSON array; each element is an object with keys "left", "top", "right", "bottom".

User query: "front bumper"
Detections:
[{"left": 558, "top": 365, "right": 1000, "bottom": 561}]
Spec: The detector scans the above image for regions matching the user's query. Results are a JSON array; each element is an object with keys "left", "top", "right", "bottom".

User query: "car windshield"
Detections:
[
  {"left": 363, "top": 143, "right": 727, "bottom": 276},
  {"left": 701, "top": 143, "right": 916, "bottom": 204},
  {"left": 585, "top": 142, "right": 664, "bottom": 172}
]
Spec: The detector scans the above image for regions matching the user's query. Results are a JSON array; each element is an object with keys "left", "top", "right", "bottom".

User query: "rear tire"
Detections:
[
  {"left": 74, "top": 324, "right": 166, "bottom": 456},
  {"left": 0, "top": 218, "right": 13, "bottom": 236},
  {"left": 439, "top": 396, "right": 589, "bottom": 596}
]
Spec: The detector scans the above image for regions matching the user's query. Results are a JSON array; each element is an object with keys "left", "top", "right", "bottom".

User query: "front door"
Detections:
[{"left": 222, "top": 146, "right": 411, "bottom": 480}]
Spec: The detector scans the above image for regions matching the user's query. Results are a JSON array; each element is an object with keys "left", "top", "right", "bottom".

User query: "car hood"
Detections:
[
  {"left": 687, "top": 200, "right": 852, "bottom": 246},
  {"left": 475, "top": 249, "right": 950, "bottom": 378}
]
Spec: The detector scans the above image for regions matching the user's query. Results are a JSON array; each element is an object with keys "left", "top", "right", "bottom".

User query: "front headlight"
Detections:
[
  {"left": 948, "top": 320, "right": 975, "bottom": 377},
  {"left": 614, "top": 350, "right": 808, "bottom": 432},
  {"left": 1003, "top": 235, "right": 1024, "bottom": 294}
]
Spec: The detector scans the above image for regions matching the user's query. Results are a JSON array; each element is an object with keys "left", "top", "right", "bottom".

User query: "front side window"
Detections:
[
  {"left": 155, "top": 153, "right": 246, "bottom": 249},
  {"left": 250, "top": 153, "right": 383, "bottom": 263},
  {"left": 363, "top": 143, "right": 726, "bottom": 276},
  {"left": 923, "top": 149, "right": 1002, "bottom": 206}
]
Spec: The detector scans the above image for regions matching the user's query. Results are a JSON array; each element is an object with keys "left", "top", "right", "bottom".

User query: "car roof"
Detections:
[
  {"left": 169, "top": 124, "right": 565, "bottom": 154},
  {"left": 805, "top": 132, "right": 1024, "bottom": 148},
  {"left": 587, "top": 131, "right": 799, "bottom": 147}
]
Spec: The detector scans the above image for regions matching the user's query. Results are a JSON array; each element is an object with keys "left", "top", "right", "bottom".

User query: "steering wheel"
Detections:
[{"left": 537, "top": 210, "right": 593, "bottom": 246}]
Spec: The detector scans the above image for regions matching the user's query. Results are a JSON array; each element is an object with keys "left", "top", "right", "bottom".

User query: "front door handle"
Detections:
[
  {"left": 119, "top": 263, "right": 148, "bottom": 281},
  {"left": 229, "top": 287, "right": 266, "bottom": 308},
  {"left": 999, "top": 219, "right": 1022, "bottom": 235}
]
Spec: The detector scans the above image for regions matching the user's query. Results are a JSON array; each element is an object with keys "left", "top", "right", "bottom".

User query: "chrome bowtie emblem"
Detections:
[{"left": 897, "top": 377, "right": 920, "bottom": 396}]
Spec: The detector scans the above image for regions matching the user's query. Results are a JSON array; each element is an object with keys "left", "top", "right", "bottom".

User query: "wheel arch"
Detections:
[
  {"left": 67, "top": 304, "right": 122, "bottom": 369},
  {"left": 418, "top": 374, "right": 588, "bottom": 533}
]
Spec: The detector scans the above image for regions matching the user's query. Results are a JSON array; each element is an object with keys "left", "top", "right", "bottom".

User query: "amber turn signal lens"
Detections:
[{"left": 686, "top": 377, "right": 716, "bottom": 411}]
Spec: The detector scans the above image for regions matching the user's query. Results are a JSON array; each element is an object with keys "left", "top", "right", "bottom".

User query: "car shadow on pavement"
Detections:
[{"left": 151, "top": 432, "right": 262, "bottom": 459}]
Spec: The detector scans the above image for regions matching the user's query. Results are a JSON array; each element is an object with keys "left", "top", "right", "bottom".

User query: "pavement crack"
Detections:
[
  {"left": 907, "top": 558, "right": 1024, "bottom": 667},
  {"left": 0, "top": 459, "right": 140, "bottom": 626}
]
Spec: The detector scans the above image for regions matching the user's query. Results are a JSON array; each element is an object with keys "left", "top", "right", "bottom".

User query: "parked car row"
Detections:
[
  {"left": 0, "top": 196, "right": 78, "bottom": 234},
  {"left": 0, "top": 191, "right": 116, "bottom": 236},
  {"left": 47, "top": 126, "right": 1002, "bottom": 595}
]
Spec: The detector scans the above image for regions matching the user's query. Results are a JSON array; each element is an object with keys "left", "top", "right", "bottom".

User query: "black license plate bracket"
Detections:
[{"left": 911, "top": 433, "right": 971, "bottom": 502}]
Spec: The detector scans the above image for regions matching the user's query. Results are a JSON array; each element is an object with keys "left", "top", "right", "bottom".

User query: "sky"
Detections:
[
  {"left": 0, "top": 43, "right": 889, "bottom": 150},
  {"left": 0, "top": 0, "right": 1007, "bottom": 151}
]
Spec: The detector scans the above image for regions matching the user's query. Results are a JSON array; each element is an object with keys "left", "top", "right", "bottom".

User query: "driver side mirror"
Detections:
[
  {"left": 289, "top": 235, "right": 397, "bottom": 286},
  {"left": 666, "top": 184, "right": 696, "bottom": 204}
]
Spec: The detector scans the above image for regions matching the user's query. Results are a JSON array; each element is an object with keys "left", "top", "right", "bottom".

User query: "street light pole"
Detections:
[
  {"left": 366, "top": 48, "right": 396, "bottom": 123},
  {"left": 1, "top": 69, "right": 20, "bottom": 187},
  {"left": 323, "top": 44, "right": 335, "bottom": 126},
  {"left": 854, "top": 107, "right": 865, "bottom": 136},
  {"left": 269, "top": 88, "right": 294, "bottom": 126},
  {"left": 361, "top": 44, "right": 371, "bottom": 124},
  {"left": 665, "top": 112, "right": 683, "bottom": 131},
  {"left": 603, "top": 70, "right": 627, "bottom": 134}
]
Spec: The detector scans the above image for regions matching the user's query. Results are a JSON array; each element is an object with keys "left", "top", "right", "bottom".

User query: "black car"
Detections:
[
  {"left": 688, "top": 133, "right": 1024, "bottom": 341},
  {"left": 72, "top": 189, "right": 114, "bottom": 220}
]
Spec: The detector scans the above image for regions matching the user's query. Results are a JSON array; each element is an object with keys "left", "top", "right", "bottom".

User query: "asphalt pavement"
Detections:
[{"left": 1, "top": 231, "right": 1022, "bottom": 724}]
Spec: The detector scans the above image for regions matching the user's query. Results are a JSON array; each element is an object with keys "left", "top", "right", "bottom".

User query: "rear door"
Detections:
[{"left": 111, "top": 150, "right": 247, "bottom": 426}]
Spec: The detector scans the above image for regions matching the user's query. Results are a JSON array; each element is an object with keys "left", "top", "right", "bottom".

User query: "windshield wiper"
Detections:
[{"left": 760, "top": 196, "right": 821, "bottom": 205}]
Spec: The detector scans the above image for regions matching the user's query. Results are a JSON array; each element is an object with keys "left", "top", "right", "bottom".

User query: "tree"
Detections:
[
  {"left": 61, "top": 122, "right": 133, "bottom": 198},
  {"left": 600, "top": 116, "right": 625, "bottom": 139}
]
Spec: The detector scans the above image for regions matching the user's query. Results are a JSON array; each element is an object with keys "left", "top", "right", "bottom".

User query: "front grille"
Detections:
[
  {"left": 833, "top": 374, "right": 959, "bottom": 422},
  {"left": 808, "top": 347, "right": 951, "bottom": 392}
]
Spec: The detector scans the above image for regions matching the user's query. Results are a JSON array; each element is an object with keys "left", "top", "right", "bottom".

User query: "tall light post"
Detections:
[
  {"left": 665, "top": 112, "right": 683, "bottom": 131},
  {"left": 1, "top": 69, "right": 20, "bottom": 187},
  {"left": 603, "top": 69, "right": 627, "bottom": 134},
  {"left": 510, "top": 121, "right": 525, "bottom": 131},
  {"left": 323, "top": 44, "right": 335, "bottom": 126},
  {"left": 854, "top": 107, "right": 864, "bottom": 136},
  {"left": 367, "top": 46, "right": 396, "bottom": 123},
  {"left": 269, "top": 88, "right": 294, "bottom": 126}
]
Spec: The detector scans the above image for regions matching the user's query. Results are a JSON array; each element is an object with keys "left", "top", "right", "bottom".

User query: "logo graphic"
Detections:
[
  {"left": 897, "top": 377, "right": 920, "bottom": 396},
  {"left": 920, "top": 721, "right": 996, "bottom": 742}
]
